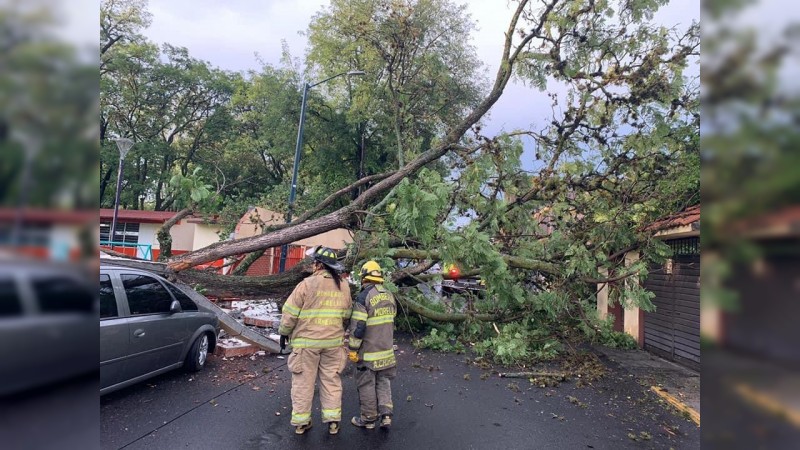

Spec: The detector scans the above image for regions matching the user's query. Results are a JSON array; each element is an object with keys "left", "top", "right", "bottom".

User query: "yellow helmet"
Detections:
[{"left": 360, "top": 260, "right": 384, "bottom": 283}]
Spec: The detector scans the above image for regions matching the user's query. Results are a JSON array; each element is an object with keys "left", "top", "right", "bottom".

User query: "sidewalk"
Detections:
[{"left": 594, "top": 345, "right": 701, "bottom": 418}]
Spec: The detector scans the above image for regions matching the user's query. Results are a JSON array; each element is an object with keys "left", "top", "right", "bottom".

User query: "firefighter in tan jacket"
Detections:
[
  {"left": 278, "top": 246, "right": 352, "bottom": 435},
  {"left": 348, "top": 260, "right": 397, "bottom": 429}
]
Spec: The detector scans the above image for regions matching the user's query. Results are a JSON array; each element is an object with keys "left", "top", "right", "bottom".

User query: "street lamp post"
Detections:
[
  {"left": 278, "top": 70, "right": 365, "bottom": 273},
  {"left": 10, "top": 130, "right": 41, "bottom": 247},
  {"left": 110, "top": 138, "right": 134, "bottom": 248}
]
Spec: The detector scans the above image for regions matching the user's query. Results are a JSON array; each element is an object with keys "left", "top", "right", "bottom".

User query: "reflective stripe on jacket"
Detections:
[
  {"left": 279, "top": 269, "right": 352, "bottom": 348},
  {"left": 348, "top": 283, "right": 396, "bottom": 370}
]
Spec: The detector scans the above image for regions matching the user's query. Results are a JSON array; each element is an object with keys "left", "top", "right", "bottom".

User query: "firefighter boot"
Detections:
[
  {"left": 328, "top": 422, "right": 340, "bottom": 435},
  {"left": 380, "top": 415, "right": 392, "bottom": 429},
  {"left": 351, "top": 416, "right": 376, "bottom": 429},
  {"left": 295, "top": 422, "right": 312, "bottom": 435}
]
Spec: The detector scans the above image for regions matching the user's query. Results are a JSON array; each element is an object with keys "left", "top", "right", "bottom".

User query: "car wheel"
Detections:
[{"left": 185, "top": 333, "right": 210, "bottom": 372}]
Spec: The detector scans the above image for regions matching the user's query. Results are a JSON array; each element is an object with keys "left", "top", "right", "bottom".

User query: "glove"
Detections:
[
  {"left": 348, "top": 351, "right": 359, "bottom": 363},
  {"left": 280, "top": 335, "right": 289, "bottom": 352}
]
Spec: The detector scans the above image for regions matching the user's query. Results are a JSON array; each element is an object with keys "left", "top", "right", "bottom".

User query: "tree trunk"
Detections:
[
  {"left": 398, "top": 291, "right": 497, "bottom": 322},
  {"left": 156, "top": 207, "right": 193, "bottom": 261},
  {"left": 388, "top": 248, "right": 560, "bottom": 275},
  {"left": 102, "top": 256, "right": 314, "bottom": 300},
  {"left": 105, "top": 252, "right": 501, "bottom": 323},
  {"left": 168, "top": 206, "right": 356, "bottom": 271},
  {"left": 100, "top": 166, "right": 113, "bottom": 207}
]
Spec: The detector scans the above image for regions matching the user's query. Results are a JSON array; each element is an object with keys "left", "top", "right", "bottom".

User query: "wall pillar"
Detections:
[
  {"left": 623, "top": 251, "right": 644, "bottom": 346},
  {"left": 597, "top": 267, "right": 609, "bottom": 320},
  {"left": 700, "top": 251, "right": 725, "bottom": 343}
]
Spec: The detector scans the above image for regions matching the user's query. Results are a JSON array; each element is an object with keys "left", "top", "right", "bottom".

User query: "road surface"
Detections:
[{"left": 101, "top": 336, "right": 699, "bottom": 449}]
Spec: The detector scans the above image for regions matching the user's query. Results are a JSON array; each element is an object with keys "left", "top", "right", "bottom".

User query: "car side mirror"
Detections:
[{"left": 169, "top": 300, "right": 182, "bottom": 314}]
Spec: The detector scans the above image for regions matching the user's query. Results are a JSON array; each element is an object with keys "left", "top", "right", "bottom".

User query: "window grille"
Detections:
[{"left": 666, "top": 237, "right": 699, "bottom": 256}]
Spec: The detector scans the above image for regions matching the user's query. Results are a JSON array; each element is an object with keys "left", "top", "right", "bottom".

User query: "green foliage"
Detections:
[
  {"left": 579, "top": 309, "right": 638, "bottom": 349},
  {"left": 1, "top": 4, "right": 97, "bottom": 208},
  {"left": 598, "top": 331, "right": 639, "bottom": 350},
  {"left": 389, "top": 169, "right": 453, "bottom": 245},
  {"left": 475, "top": 322, "right": 561, "bottom": 365},
  {"left": 168, "top": 167, "right": 213, "bottom": 206},
  {"left": 414, "top": 327, "right": 465, "bottom": 353},
  {"left": 306, "top": 0, "right": 485, "bottom": 168}
]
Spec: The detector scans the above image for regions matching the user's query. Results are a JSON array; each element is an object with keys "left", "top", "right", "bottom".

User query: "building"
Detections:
[
  {"left": 704, "top": 205, "right": 800, "bottom": 367},
  {"left": 99, "top": 209, "right": 224, "bottom": 269},
  {"left": 0, "top": 208, "right": 95, "bottom": 261},
  {"left": 597, "top": 205, "right": 700, "bottom": 370},
  {"left": 230, "top": 206, "right": 353, "bottom": 275}
]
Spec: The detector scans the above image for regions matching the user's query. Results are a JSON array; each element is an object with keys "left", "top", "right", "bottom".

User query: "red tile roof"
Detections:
[
  {"left": 737, "top": 205, "right": 800, "bottom": 231},
  {"left": 645, "top": 205, "right": 700, "bottom": 232},
  {"left": 0, "top": 208, "right": 96, "bottom": 225},
  {"left": 99, "top": 209, "right": 177, "bottom": 223}
]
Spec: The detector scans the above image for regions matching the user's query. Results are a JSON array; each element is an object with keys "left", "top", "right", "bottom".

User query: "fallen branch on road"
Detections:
[{"left": 498, "top": 371, "right": 566, "bottom": 379}]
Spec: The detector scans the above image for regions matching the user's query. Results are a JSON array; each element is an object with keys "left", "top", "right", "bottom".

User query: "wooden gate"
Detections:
[
  {"left": 643, "top": 238, "right": 700, "bottom": 370},
  {"left": 725, "top": 250, "right": 800, "bottom": 367}
]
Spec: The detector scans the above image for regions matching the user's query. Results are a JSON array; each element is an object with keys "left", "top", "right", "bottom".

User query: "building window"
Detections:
[
  {"left": 0, "top": 223, "right": 51, "bottom": 246},
  {"left": 100, "top": 221, "right": 139, "bottom": 244}
]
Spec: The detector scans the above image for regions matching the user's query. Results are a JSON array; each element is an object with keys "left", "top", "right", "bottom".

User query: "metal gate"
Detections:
[
  {"left": 725, "top": 251, "right": 800, "bottom": 366},
  {"left": 643, "top": 238, "right": 700, "bottom": 370}
]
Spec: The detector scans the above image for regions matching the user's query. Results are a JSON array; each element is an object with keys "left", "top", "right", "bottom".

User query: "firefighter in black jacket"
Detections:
[{"left": 348, "top": 260, "right": 396, "bottom": 429}]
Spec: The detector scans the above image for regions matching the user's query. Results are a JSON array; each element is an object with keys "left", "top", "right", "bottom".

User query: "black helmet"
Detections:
[{"left": 307, "top": 246, "right": 344, "bottom": 272}]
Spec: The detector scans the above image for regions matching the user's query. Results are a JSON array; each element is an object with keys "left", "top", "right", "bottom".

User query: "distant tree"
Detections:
[{"left": 0, "top": 2, "right": 97, "bottom": 208}]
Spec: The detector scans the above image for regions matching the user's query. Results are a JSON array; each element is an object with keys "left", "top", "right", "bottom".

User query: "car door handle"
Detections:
[{"left": 133, "top": 329, "right": 146, "bottom": 338}]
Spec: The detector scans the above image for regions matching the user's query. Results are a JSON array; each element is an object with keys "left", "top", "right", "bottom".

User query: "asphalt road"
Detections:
[{"left": 101, "top": 337, "right": 700, "bottom": 449}]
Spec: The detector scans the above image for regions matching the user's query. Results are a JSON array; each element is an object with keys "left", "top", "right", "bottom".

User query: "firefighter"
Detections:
[
  {"left": 278, "top": 246, "right": 352, "bottom": 435},
  {"left": 348, "top": 260, "right": 397, "bottom": 429}
]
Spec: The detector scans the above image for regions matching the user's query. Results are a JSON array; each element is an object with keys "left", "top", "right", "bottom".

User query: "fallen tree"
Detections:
[{"left": 107, "top": 0, "right": 699, "bottom": 365}]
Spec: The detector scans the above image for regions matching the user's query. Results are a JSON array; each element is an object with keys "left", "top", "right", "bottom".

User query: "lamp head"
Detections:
[{"left": 114, "top": 137, "right": 134, "bottom": 158}]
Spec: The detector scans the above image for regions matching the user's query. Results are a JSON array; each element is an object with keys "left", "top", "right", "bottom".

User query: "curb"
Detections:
[
  {"left": 732, "top": 382, "right": 800, "bottom": 428},
  {"left": 650, "top": 386, "right": 700, "bottom": 426}
]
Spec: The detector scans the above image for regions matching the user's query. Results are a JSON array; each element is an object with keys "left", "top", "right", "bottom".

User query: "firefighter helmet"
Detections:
[
  {"left": 306, "top": 245, "right": 344, "bottom": 272},
  {"left": 360, "top": 260, "right": 384, "bottom": 283}
]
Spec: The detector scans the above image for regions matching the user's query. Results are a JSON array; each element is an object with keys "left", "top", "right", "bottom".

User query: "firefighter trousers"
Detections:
[
  {"left": 287, "top": 347, "right": 347, "bottom": 425},
  {"left": 355, "top": 365, "right": 396, "bottom": 421}
]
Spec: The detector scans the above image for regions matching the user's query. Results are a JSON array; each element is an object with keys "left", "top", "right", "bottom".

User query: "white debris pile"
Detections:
[
  {"left": 220, "top": 299, "right": 280, "bottom": 323},
  {"left": 218, "top": 299, "right": 284, "bottom": 343},
  {"left": 217, "top": 336, "right": 251, "bottom": 348},
  {"left": 239, "top": 300, "right": 280, "bottom": 321}
]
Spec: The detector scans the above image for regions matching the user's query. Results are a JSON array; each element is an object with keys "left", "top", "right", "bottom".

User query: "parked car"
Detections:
[
  {"left": 0, "top": 258, "right": 97, "bottom": 396},
  {"left": 100, "top": 264, "right": 219, "bottom": 395}
]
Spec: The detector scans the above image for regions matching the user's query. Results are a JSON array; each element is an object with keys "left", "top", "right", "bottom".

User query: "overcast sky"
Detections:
[{"left": 130, "top": 0, "right": 698, "bottom": 168}]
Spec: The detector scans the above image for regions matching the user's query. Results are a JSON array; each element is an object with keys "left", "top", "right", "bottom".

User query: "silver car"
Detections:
[
  {"left": 100, "top": 265, "right": 219, "bottom": 395},
  {"left": 0, "top": 259, "right": 97, "bottom": 396}
]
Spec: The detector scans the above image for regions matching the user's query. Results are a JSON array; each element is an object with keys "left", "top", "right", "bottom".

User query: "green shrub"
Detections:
[{"left": 598, "top": 330, "right": 638, "bottom": 349}]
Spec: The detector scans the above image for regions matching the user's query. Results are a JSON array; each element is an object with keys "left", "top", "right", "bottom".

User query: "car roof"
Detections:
[
  {"left": 101, "top": 264, "right": 156, "bottom": 274},
  {"left": 0, "top": 259, "right": 86, "bottom": 277},
  {"left": 100, "top": 264, "right": 173, "bottom": 282}
]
